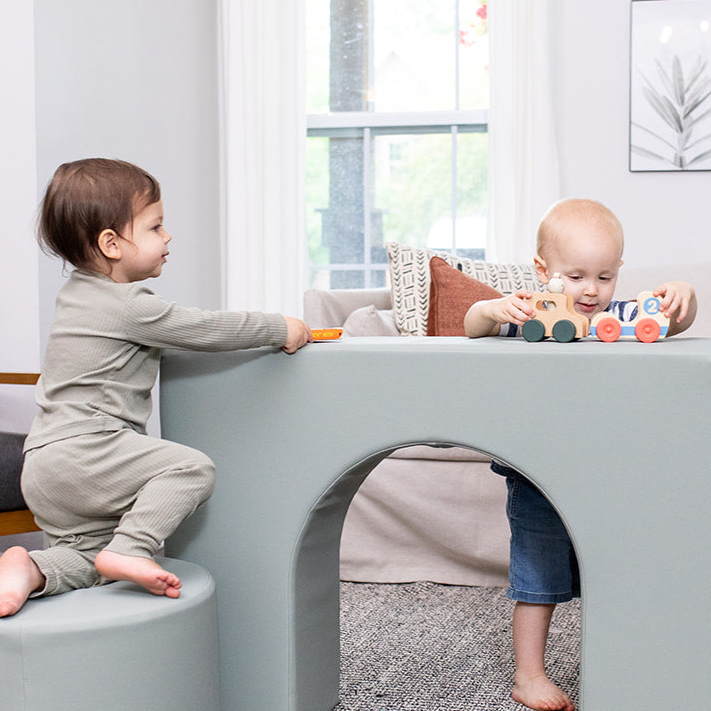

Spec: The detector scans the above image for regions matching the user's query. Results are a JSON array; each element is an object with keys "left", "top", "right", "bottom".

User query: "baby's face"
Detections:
[
  {"left": 111, "top": 200, "right": 172, "bottom": 283},
  {"left": 536, "top": 224, "right": 623, "bottom": 319}
]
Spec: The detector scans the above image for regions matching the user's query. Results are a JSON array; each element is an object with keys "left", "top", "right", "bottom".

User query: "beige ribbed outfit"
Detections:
[{"left": 22, "top": 269, "right": 287, "bottom": 596}]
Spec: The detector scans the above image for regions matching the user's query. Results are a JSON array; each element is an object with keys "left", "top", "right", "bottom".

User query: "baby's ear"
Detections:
[
  {"left": 97, "top": 229, "right": 122, "bottom": 261},
  {"left": 533, "top": 255, "right": 549, "bottom": 284}
]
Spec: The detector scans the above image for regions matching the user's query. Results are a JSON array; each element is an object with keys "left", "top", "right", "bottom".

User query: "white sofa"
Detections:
[{"left": 304, "top": 261, "right": 710, "bottom": 587}]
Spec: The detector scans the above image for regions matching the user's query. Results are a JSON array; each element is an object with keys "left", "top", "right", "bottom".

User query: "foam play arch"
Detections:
[{"left": 160, "top": 337, "right": 711, "bottom": 711}]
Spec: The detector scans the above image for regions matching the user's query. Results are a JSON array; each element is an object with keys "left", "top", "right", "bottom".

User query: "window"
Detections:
[{"left": 306, "top": 0, "right": 489, "bottom": 289}]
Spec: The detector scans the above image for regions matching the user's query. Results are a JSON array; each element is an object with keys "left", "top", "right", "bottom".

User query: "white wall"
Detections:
[
  {"left": 0, "top": 1, "right": 41, "bottom": 433},
  {"left": 3, "top": 0, "right": 223, "bottom": 366},
  {"left": 1, "top": 0, "right": 221, "bottom": 433},
  {"left": 552, "top": 0, "right": 711, "bottom": 268},
  {"left": 34, "top": 0, "right": 223, "bottom": 352},
  {"left": 0, "top": 1, "right": 40, "bottom": 373}
]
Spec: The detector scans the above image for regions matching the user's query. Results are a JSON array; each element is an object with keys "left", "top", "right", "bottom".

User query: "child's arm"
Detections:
[
  {"left": 653, "top": 281, "right": 697, "bottom": 337},
  {"left": 282, "top": 316, "right": 312, "bottom": 353},
  {"left": 464, "top": 290, "right": 536, "bottom": 339}
]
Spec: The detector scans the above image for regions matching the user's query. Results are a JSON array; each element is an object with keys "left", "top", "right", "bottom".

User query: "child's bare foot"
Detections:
[
  {"left": 512, "top": 672, "right": 575, "bottom": 711},
  {"left": 94, "top": 550, "right": 182, "bottom": 598},
  {"left": 0, "top": 546, "right": 45, "bottom": 618}
]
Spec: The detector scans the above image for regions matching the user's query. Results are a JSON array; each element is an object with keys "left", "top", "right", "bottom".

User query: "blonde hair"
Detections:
[{"left": 537, "top": 198, "right": 624, "bottom": 260}]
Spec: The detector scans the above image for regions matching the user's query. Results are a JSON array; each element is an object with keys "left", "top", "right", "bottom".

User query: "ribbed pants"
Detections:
[{"left": 21, "top": 428, "right": 215, "bottom": 596}]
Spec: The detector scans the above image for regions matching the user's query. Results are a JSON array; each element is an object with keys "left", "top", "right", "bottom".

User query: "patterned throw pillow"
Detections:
[
  {"left": 386, "top": 242, "right": 543, "bottom": 336},
  {"left": 426, "top": 257, "right": 504, "bottom": 336}
]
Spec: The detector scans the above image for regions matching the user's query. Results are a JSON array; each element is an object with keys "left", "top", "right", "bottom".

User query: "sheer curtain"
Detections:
[
  {"left": 487, "top": 0, "right": 561, "bottom": 264},
  {"left": 218, "top": 0, "right": 306, "bottom": 315}
]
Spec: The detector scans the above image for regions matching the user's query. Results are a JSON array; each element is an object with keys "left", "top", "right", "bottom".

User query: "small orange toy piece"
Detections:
[{"left": 311, "top": 328, "right": 343, "bottom": 341}]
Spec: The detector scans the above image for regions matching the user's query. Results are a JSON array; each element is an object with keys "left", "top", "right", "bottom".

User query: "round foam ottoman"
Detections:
[{"left": 0, "top": 557, "right": 219, "bottom": 711}]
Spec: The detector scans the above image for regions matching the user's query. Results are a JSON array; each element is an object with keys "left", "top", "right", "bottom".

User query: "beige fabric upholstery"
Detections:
[
  {"left": 303, "top": 288, "right": 392, "bottom": 329},
  {"left": 339, "top": 446, "right": 510, "bottom": 587}
]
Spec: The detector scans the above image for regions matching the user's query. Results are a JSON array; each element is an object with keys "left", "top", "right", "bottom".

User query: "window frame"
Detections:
[{"left": 306, "top": 0, "right": 489, "bottom": 289}]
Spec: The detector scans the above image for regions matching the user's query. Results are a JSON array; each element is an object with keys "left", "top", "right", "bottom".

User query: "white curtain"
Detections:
[
  {"left": 487, "top": 0, "right": 561, "bottom": 264},
  {"left": 219, "top": 0, "right": 307, "bottom": 316}
]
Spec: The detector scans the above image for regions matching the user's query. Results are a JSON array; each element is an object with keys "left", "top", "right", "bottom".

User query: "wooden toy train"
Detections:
[
  {"left": 521, "top": 291, "right": 590, "bottom": 342},
  {"left": 590, "top": 291, "right": 669, "bottom": 342},
  {"left": 521, "top": 278, "right": 669, "bottom": 343}
]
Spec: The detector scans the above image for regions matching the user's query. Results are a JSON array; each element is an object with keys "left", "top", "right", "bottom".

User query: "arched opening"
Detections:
[{"left": 291, "top": 442, "right": 582, "bottom": 711}]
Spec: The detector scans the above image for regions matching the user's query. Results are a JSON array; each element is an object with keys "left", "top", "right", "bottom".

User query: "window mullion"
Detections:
[
  {"left": 451, "top": 125, "right": 458, "bottom": 251},
  {"left": 363, "top": 127, "right": 372, "bottom": 288}
]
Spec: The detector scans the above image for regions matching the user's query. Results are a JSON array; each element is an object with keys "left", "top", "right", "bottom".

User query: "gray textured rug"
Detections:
[{"left": 336, "top": 582, "right": 581, "bottom": 711}]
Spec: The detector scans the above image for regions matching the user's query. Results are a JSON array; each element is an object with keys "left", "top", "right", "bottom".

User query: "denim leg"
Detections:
[{"left": 505, "top": 474, "right": 580, "bottom": 604}]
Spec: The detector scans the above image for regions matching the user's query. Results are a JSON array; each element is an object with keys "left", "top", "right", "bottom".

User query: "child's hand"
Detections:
[
  {"left": 485, "top": 291, "right": 537, "bottom": 326},
  {"left": 653, "top": 281, "right": 694, "bottom": 322},
  {"left": 464, "top": 290, "right": 535, "bottom": 338},
  {"left": 653, "top": 281, "right": 697, "bottom": 336},
  {"left": 282, "top": 316, "right": 312, "bottom": 354}
]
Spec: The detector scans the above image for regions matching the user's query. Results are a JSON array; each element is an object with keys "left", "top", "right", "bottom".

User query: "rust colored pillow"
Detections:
[{"left": 426, "top": 256, "right": 503, "bottom": 336}]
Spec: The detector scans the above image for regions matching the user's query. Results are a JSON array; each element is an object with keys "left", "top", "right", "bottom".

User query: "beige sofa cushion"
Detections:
[
  {"left": 340, "top": 451, "right": 510, "bottom": 587},
  {"left": 342, "top": 305, "right": 400, "bottom": 337},
  {"left": 303, "top": 287, "right": 392, "bottom": 329}
]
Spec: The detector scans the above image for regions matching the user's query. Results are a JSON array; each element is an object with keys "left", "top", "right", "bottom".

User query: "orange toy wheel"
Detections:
[
  {"left": 595, "top": 317, "right": 621, "bottom": 342},
  {"left": 635, "top": 318, "right": 661, "bottom": 343}
]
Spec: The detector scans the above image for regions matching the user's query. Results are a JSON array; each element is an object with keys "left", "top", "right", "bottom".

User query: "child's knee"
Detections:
[
  {"left": 190, "top": 453, "right": 216, "bottom": 501},
  {"left": 202, "top": 459, "right": 217, "bottom": 498}
]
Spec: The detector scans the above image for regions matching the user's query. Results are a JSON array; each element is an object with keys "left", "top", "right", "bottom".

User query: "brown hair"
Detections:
[
  {"left": 537, "top": 198, "right": 624, "bottom": 260},
  {"left": 38, "top": 158, "right": 161, "bottom": 270}
]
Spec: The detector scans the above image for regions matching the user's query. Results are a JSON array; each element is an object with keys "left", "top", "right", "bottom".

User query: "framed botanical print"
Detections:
[{"left": 630, "top": 0, "right": 711, "bottom": 171}]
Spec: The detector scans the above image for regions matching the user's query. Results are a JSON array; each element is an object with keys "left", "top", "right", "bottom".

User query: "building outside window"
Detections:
[{"left": 306, "top": 0, "right": 489, "bottom": 289}]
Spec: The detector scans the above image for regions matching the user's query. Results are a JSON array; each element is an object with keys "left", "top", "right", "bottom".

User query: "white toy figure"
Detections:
[{"left": 547, "top": 272, "right": 565, "bottom": 294}]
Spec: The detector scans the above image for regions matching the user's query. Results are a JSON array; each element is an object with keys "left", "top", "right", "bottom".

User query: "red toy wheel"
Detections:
[
  {"left": 635, "top": 318, "right": 661, "bottom": 343},
  {"left": 595, "top": 317, "right": 621, "bottom": 342}
]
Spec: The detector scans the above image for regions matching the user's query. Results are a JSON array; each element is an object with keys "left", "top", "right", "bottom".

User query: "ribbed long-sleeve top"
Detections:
[{"left": 25, "top": 269, "right": 288, "bottom": 450}]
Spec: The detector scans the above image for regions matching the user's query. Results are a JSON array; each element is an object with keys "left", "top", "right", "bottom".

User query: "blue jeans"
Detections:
[{"left": 492, "top": 461, "right": 580, "bottom": 604}]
